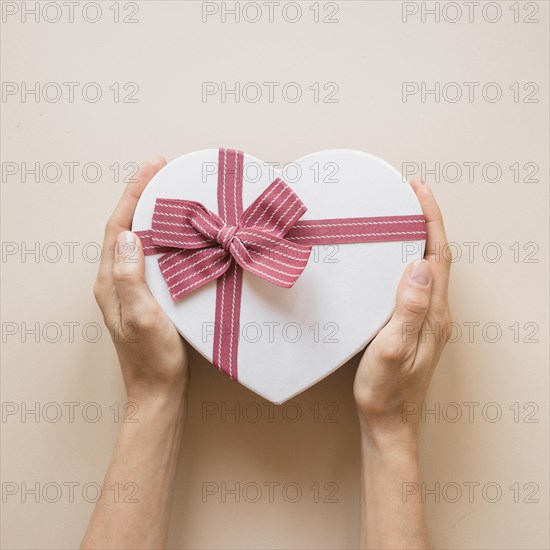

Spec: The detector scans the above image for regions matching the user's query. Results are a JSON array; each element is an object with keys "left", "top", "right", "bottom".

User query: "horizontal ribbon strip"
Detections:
[{"left": 136, "top": 148, "right": 426, "bottom": 381}]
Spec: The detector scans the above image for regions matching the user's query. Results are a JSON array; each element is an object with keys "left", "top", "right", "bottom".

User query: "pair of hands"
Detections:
[{"left": 94, "top": 157, "right": 452, "bottom": 433}]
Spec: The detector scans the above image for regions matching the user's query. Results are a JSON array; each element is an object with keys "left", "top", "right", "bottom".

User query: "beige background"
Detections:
[{"left": 1, "top": 1, "right": 548, "bottom": 548}]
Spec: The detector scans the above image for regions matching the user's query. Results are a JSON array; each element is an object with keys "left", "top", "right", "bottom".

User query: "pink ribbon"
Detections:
[{"left": 136, "top": 148, "right": 426, "bottom": 381}]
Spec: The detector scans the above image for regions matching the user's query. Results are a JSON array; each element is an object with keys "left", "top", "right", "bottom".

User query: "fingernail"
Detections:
[
  {"left": 410, "top": 260, "right": 431, "bottom": 286},
  {"left": 117, "top": 231, "right": 135, "bottom": 258}
]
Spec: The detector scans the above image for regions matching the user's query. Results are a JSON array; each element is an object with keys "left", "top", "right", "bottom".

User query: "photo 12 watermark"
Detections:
[
  {"left": 401, "top": 82, "right": 539, "bottom": 104},
  {"left": 201, "top": 320, "right": 340, "bottom": 345},
  {"left": 1, "top": 1, "right": 140, "bottom": 24},
  {"left": 401, "top": 161, "right": 541, "bottom": 184},
  {"left": 1, "top": 320, "right": 139, "bottom": 344},
  {"left": 201, "top": 1, "right": 340, "bottom": 24},
  {"left": 201, "top": 159, "right": 341, "bottom": 185},
  {"left": 2, "top": 81, "right": 140, "bottom": 103},
  {"left": 1, "top": 161, "right": 140, "bottom": 184},
  {"left": 2, "top": 481, "right": 139, "bottom": 504},
  {"left": 201, "top": 81, "right": 339, "bottom": 103},
  {"left": 2, "top": 401, "right": 141, "bottom": 425},
  {"left": 201, "top": 400, "right": 340, "bottom": 423},
  {"left": 402, "top": 401, "right": 540, "bottom": 424},
  {"left": 401, "top": 241, "right": 541, "bottom": 264},
  {"left": 402, "top": 481, "right": 540, "bottom": 504},
  {"left": 401, "top": 320, "right": 540, "bottom": 344},
  {"left": 401, "top": 2, "right": 540, "bottom": 24},
  {"left": 201, "top": 480, "right": 339, "bottom": 503}
]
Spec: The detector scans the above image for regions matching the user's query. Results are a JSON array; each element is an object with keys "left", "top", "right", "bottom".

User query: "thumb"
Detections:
[
  {"left": 387, "top": 259, "right": 432, "bottom": 345},
  {"left": 372, "top": 260, "right": 432, "bottom": 362},
  {"left": 112, "top": 231, "right": 155, "bottom": 320}
]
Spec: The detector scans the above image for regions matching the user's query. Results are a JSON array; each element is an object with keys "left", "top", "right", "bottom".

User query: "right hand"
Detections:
[{"left": 93, "top": 157, "right": 190, "bottom": 405}]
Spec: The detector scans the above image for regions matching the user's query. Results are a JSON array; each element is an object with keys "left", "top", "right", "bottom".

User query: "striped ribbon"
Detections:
[{"left": 136, "top": 148, "right": 426, "bottom": 381}]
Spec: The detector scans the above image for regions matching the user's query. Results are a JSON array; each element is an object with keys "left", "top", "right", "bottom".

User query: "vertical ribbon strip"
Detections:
[{"left": 212, "top": 149, "right": 243, "bottom": 380}]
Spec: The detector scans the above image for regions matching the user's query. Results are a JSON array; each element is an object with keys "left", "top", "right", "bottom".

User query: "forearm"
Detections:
[
  {"left": 359, "top": 425, "right": 431, "bottom": 550},
  {"left": 81, "top": 393, "right": 187, "bottom": 549}
]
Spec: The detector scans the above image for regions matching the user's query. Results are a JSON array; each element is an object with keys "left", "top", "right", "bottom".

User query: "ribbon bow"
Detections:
[
  {"left": 144, "top": 178, "right": 311, "bottom": 301},
  {"left": 136, "top": 148, "right": 427, "bottom": 381}
]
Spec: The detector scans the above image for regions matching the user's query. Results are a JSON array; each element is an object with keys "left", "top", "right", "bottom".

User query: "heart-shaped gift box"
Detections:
[{"left": 132, "top": 149, "right": 425, "bottom": 404}]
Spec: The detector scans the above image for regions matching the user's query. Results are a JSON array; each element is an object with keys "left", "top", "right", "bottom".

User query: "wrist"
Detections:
[
  {"left": 123, "top": 371, "right": 189, "bottom": 410},
  {"left": 359, "top": 414, "right": 419, "bottom": 457},
  {"left": 124, "top": 390, "right": 188, "bottom": 427},
  {"left": 356, "top": 395, "right": 424, "bottom": 447}
]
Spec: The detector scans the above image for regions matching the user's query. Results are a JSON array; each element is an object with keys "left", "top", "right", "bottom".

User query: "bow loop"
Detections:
[
  {"left": 151, "top": 198, "right": 223, "bottom": 249},
  {"left": 241, "top": 178, "right": 307, "bottom": 237}
]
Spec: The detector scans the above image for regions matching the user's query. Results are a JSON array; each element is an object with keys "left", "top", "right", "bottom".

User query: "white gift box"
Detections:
[{"left": 132, "top": 149, "right": 425, "bottom": 404}]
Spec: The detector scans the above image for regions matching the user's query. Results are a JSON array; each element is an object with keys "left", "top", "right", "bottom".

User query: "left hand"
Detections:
[{"left": 354, "top": 179, "right": 452, "bottom": 442}]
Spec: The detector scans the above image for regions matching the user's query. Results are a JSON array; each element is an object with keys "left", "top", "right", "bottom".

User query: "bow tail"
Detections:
[
  {"left": 157, "top": 247, "right": 232, "bottom": 301},
  {"left": 134, "top": 230, "right": 173, "bottom": 256},
  {"left": 212, "top": 261, "right": 243, "bottom": 380}
]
